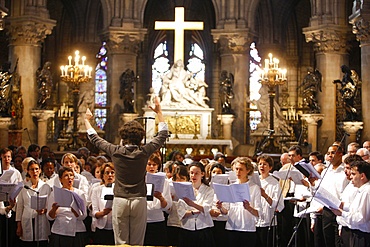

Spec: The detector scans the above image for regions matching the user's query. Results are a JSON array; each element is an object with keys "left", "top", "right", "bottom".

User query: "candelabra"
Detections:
[
  {"left": 60, "top": 50, "right": 92, "bottom": 149},
  {"left": 259, "top": 53, "right": 287, "bottom": 153}
]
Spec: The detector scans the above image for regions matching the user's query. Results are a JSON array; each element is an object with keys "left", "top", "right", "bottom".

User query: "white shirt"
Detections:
[
  {"left": 177, "top": 183, "right": 214, "bottom": 231},
  {"left": 225, "top": 181, "right": 262, "bottom": 232},
  {"left": 0, "top": 166, "right": 23, "bottom": 184},
  {"left": 91, "top": 183, "right": 114, "bottom": 231},
  {"left": 293, "top": 183, "right": 312, "bottom": 218},
  {"left": 319, "top": 164, "right": 348, "bottom": 201},
  {"left": 15, "top": 180, "right": 51, "bottom": 241},
  {"left": 340, "top": 182, "right": 358, "bottom": 212},
  {"left": 257, "top": 175, "right": 284, "bottom": 227},
  {"left": 147, "top": 179, "right": 172, "bottom": 223},
  {"left": 46, "top": 188, "right": 87, "bottom": 236},
  {"left": 337, "top": 182, "right": 370, "bottom": 233},
  {"left": 167, "top": 180, "right": 182, "bottom": 227}
]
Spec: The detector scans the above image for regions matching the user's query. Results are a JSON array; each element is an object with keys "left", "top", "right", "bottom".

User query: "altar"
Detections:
[{"left": 142, "top": 107, "right": 233, "bottom": 156}]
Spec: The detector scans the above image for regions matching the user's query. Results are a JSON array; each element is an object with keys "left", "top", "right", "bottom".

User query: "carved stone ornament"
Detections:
[
  {"left": 304, "top": 28, "right": 349, "bottom": 53},
  {"left": 351, "top": 18, "right": 370, "bottom": 43},
  {"left": 7, "top": 19, "right": 55, "bottom": 46},
  {"left": 102, "top": 29, "right": 146, "bottom": 54},
  {"left": 212, "top": 30, "right": 252, "bottom": 54}
]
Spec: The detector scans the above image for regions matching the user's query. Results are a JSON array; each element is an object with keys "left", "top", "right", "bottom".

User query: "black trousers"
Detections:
[
  {"left": 350, "top": 229, "right": 370, "bottom": 247},
  {"left": 322, "top": 207, "right": 341, "bottom": 247}
]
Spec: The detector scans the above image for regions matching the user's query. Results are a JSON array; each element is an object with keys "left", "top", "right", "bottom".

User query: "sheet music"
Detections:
[
  {"left": 295, "top": 206, "right": 319, "bottom": 217},
  {"left": 249, "top": 171, "right": 261, "bottom": 188},
  {"left": 211, "top": 174, "right": 229, "bottom": 185},
  {"left": 172, "top": 182, "right": 196, "bottom": 201},
  {"left": 146, "top": 172, "right": 166, "bottom": 193},
  {"left": 273, "top": 170, "right": 304, "bottom": 185},
  {"left": 10, "top": 182, "right": 24, "bottom": 200},
  {"left": 315, "top": 186, "right": 341, "bottom": 210},
  {"left": 105, "top": 199, "right": 113, "bottom": 209},
  {"left": 101, "top": 186, "right": 114, "bottom": 200},
  {"left": 31, "top": 195, "right": 48, "bottom": 210},
  {"left": 91, "top": 178, "right": 101, "bottom": 184},
  {"left": 213, "top": 183, "right": 251, "bottom": 203},
  {"left": 296, "top": 162, "right": 321, "bottom": 179},
  {"left": 71, "top": 191, "right": 86, "bottom": 215},
  {"left": 53, "top": 186, "right": 73, "bottom": 207},
  {"left": 227, "top": 171, "right": 237, "bottom": 183},
  {"left": 0, "top": 170, "right": 15, "bottom": 182}
]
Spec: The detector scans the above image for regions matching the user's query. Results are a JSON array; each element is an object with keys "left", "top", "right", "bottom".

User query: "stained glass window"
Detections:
[
  {"left": 187, "top": 43, "right": 205, "bottom": 82},
  {"left": 249, "top": 42, "right": 262, "bottom": 131},
  {"left": 94, "top": 42, "right": 108, "bottom": 130},
  {"left": 151, "top": 42, "right": 205, "bottom": 93},
  {"left": 152, "top": 42, "right": 170, "bottom": 94}
]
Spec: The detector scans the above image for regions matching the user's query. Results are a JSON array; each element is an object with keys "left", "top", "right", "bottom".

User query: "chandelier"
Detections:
[
  {"left": 260, "top": 53, "right": 287, "bottom": 87},
  {"left": 60, "top": 50, "right": 92, "bottom": 87}
]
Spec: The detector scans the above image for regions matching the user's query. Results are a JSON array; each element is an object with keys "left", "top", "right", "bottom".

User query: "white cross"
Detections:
[{"left": 155, "top": 7, "right": 203, "bottom": 63}]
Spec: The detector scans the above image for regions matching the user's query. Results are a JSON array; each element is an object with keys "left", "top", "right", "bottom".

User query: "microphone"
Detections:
[
  {"left": 106, "top": 183, "right": 113, "bottom": 188},
  {"left": 135, "top": 116, "right": 155, "bottom": 120},
  {"left": 343, "top": 132, "right": 350, "bottom": 136},
  {"left": 266, "top": 129, "right": 275, "bottom": 133},
  {"left": 24, "top": 185, "right": 38, "bottom": 193}
]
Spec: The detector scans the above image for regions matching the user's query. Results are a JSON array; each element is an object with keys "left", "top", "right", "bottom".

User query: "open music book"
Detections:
[{"left": 213, "top": 182, "right": 251, "bottom": 203}]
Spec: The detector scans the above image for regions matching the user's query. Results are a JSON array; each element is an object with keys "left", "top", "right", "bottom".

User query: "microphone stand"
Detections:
[
  {"left": 286, "top": 133, "right": 347, "bottom": 247},
  {"left": 267, "top": 162, "right": 294, "bottom": 247},
  {"left": 24, "top": 185, "right": 40, "bottom": 247}
]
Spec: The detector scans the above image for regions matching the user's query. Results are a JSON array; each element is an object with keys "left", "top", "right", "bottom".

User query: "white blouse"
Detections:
[
  {"left": 15, "top": 180, "right": 51, "bottom": 241},
  {"left": 177, "top": 183, "right": 214, "bottom": 231},
  {"left": 225, "top": 181, "right": 261, "bottom": 232},
  {"left": 46, "top": 187, "right": 87, "bottom": 237},
  {"left": 91, "top": 183, "right": 115, "bottom": 231},
  {"left": 147, "top": 179, "right": 172, "bottom": 223},
  {"left": 257, "top": 175, "right": 284, "bottom": 227}
]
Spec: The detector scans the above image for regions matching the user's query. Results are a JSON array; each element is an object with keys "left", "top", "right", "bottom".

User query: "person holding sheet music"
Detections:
[
  {"left": 256, "top": 154, "right": 284, "bottom": 247},
  {"left": 336, "top": 154, "right": 363, "bottom": 247},
  {"left": 47, "top": 166, "right": 87, "bottom": 247},
  {"left": 84, "top": 96, "right": 168, "bottom": 246},
  {"left": 331, "top": 161, "right": 370, "bottom": 247},
  {"left": 316, "top": 145, "right": 348, "bottom": 247},
  {"left": 216, "top": 157, "right": 261, "bottom": 247},
  {"left": 144, "top": 153, "right": 172, "bottom": 246},
  {"left": 208, "top": 162, "right": 228, "bottom": 247},
  {"left": 90, "top": 162, "right": 115, "bottom": 245},
  {"left": 46, "top": 153, "right": 89, "bottom": 201},
  {"left": 16, "top": 160, "right": 51, "bottom": 247},
  {"left": 177, "top": 162, "right": 215, "bottom": 247},
  {"left": 167, "top": 165, "right": 189, "bottom": 246},
  {"left": 0, "top": 147, "right": 23, "bottom": 247}
]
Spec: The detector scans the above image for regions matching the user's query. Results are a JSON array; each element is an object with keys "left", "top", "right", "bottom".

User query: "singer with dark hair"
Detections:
[
  {"left": 90, "top": 162, "right": 115, "bottom": 245},
  {"left": 84, "top": 96, "right": 168, "bottom": 246},
  {"left": 16, "top": 160, "right": 51, "bottom": 247}
]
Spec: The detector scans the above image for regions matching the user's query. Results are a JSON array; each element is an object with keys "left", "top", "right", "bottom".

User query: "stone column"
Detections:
[
  {"left": 0, "top": 118, "right": 12, "bottom": 148},
  {"left": 7, "top": 2, "right": 55, "bottom": 146},
  {"left": 31, "top": 110, "right": 55, "bottom": 147},
  {"left": 342, "top": 121, "right": 364, "bottom": 145},
  {"left": 211, "top": 30, "right": 252, "bottom": 145},
  {"left": 301, "top": 114, "right": 325, "bottom": 151},
  {"left": 217, "top": 114, "right": 235, "bottom": 156},
  {"left": 349, "top": 5, "right": 370, "bottom": 141},
  {"left": 101, "top": 27, "right": 146, "bottom": 143},
  {"left": 303, "top": 27, "right": 350, "bottom": 150}
]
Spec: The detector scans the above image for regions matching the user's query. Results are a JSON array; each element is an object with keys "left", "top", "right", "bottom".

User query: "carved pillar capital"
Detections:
[
  {"left": 350, "top": 11, "right": 370, "bottom": 45},
  {"left": 342, "top": 121, "right": 364, "bottom": 134},
  {"left": 211, "top": 29, "right": 252, "bottom": 54},
  {"left": 301, "top": 114, "right": 325, "bottom": 126},
  {"left": 31, "top": 110, "right": 55, "bottom": 122},
  {"left": 7, "top": 17, "right": 56, "bottom": 46},
  {"left": 101, "top": 27, "right": 147, "bottom": 54},
  {"left": 303, "top": 26, "right": 350, "bottom": 53}
]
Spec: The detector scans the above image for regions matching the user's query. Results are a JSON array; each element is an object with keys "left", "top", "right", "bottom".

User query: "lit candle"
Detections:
[
  {"left": 60, "top": 66, "right": 64, "bottom": 76},
  {"left": 82, "top": 56, "right": 86, "bottom": 66},
  {"left": 68, "top": 56, "right": 72, "bottom": 66},
  {"left": 265, "top": 59, "right": 269, "bottom": 69},
  {"left": 75, "top": 50, "right": 80, "bottom": 66},
  {"left": 269, "top": 53, "right": 273, "bottom": 63}
]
